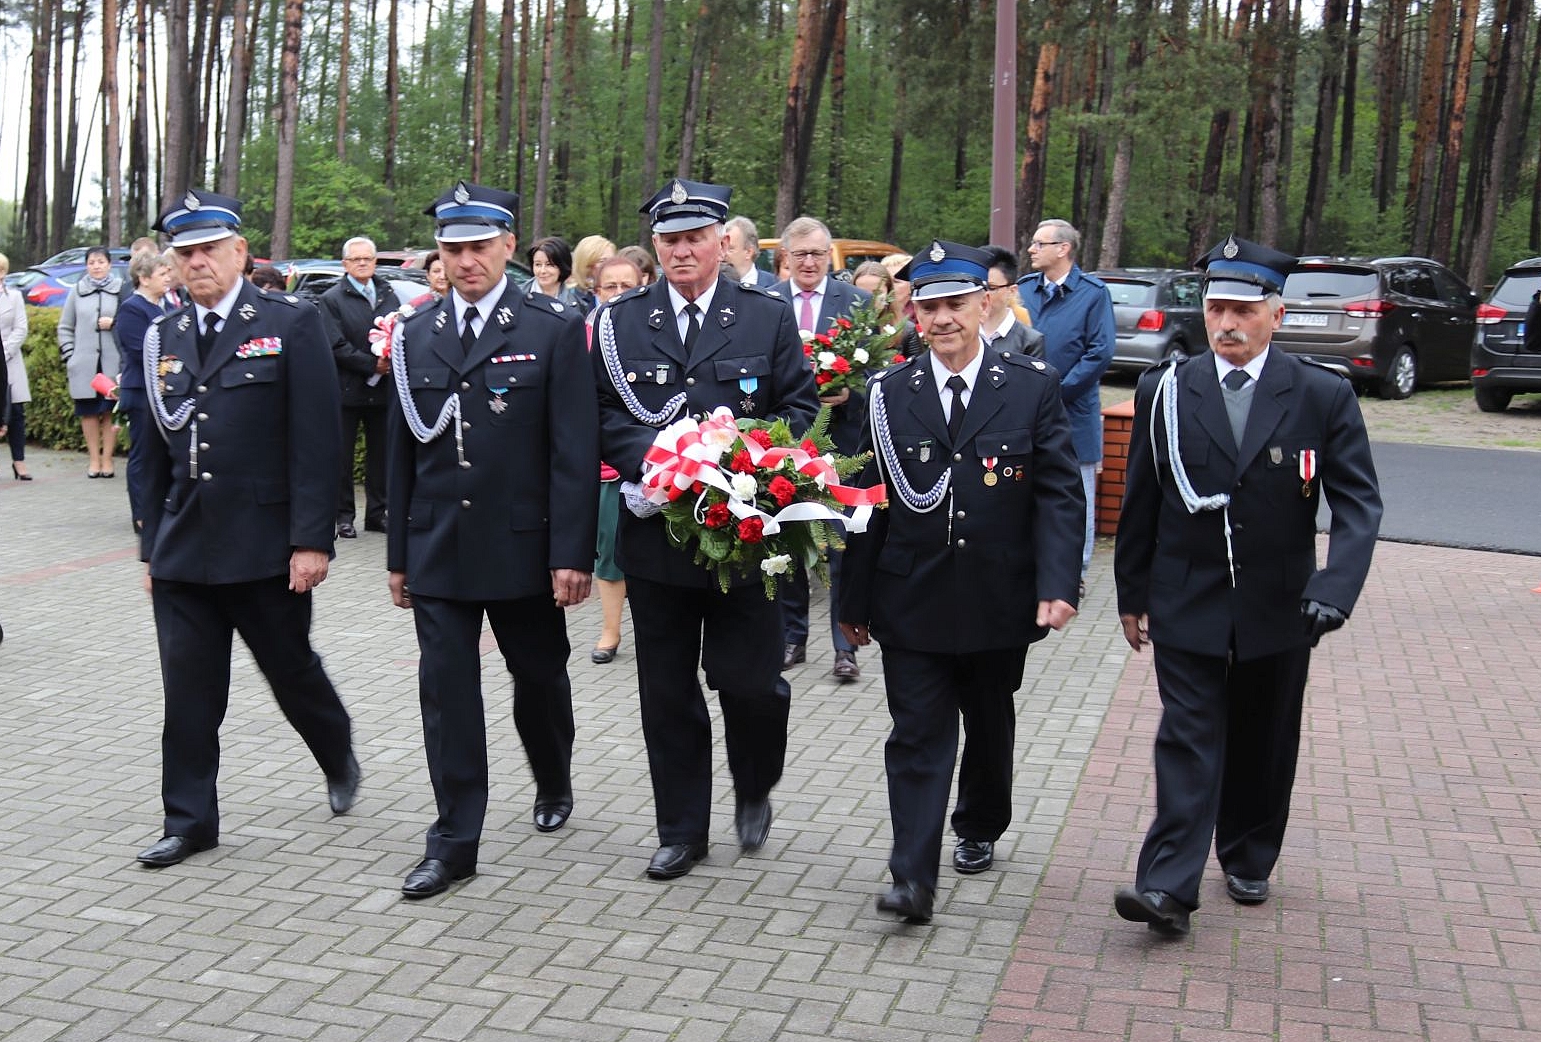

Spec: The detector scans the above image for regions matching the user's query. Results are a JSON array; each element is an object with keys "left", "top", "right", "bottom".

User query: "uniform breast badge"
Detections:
[
  {"left": 489, "top": 391, "right": 508, "bottom": 414},
  {"left": 919, "top": 440, "right": 933, "bottom": 463},
  {"left": 982, "top": 456, "right": 999, "bottom": 486},
  {"left": 237, "top": 302, "right": 257, "bottom": 322},
  {"left": 496, "top": 306, "right": 514, "bottom": 327},
  {"left": 739, "top": 376, "right": 758, "bottom": 414},
  {"left": 1299, "top": 448, "right": 1317, "bottom": 498}
]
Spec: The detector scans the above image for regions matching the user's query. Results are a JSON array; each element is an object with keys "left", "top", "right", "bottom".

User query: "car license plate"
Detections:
[{"left": 1283, "top": 312, "right": 1330, "bottom": 327}]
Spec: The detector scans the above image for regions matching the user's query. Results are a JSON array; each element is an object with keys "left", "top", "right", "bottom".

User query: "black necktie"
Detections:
[
  {"left": 682, "top": 303, "right": 701, "bottom": 356},
  {"left": 197, "top": 311, "right": 220, "bottom": 355},
  {"left": 460, "top": 311, "right": 479, "bottom": 360},
  {"left": 1222, "top": 368, "right": 1251, "bottom": 391},
  {"left": 946, "top": 374, "right": 968, "bottom": 442}
]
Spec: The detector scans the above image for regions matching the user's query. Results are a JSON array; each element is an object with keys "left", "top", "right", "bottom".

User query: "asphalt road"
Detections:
[{"left": 1362, "top": 441, "right": 1541, "bottom": 555}]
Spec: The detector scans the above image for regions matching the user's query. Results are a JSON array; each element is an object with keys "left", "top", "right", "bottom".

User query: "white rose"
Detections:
[
  {"left": 798, "top": 329, "right": 816, "bottom": 342},
  {"left": 817, "top": 351, "right": 837, "bottom": 367},
  {"left": 760, "top": 554, "right": 793, "bottom": 575},
  {"left": 700, "top": 425, "right": 737, "bottom": 452},
  {"left": 853, "top": 347, "right": 869, "bottom": 365},
  {"left": 881, "top": 324, "right": 896, "bottom": 335},
  {"left": 730, "top": 474, "right": 758, "bottom": 501}
]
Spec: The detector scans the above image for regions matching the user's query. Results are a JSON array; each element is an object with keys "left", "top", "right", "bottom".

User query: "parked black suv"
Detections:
[
  {"left": 1470, "top": 258, "right": 1541, "bottom": 413},
  {"left": 1092, "top": 268, "right": 1207, "bottom": 373},
  {"left": 1273, "top": 257, "right": 1479, "bottom": 399}
]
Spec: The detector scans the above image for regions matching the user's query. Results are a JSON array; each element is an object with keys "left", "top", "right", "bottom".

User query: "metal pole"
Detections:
[{"left": 989, "top": 0, "right": 1017, "bottom": 247}]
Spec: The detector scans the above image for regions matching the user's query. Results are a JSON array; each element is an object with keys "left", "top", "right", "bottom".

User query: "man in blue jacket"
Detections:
[{"left": 1017, "top": 219, "right": 1114, "bottom": 589}]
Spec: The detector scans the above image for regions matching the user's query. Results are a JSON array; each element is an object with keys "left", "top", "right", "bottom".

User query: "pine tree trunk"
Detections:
[
  {"left": 606, "top": 0, "right": 635, "bottom": 239},
  {"left": 218, "top": 0, "right": 251, "bottom": 195},
  {"left": 1337, "top": 0, "right": 1361, "bottom": 178},
  {"left": 467, "top": 0, "right": 488, "bottom": 180},
  {"left": 1371, "top": 0, "right": 1405, "bottom": 211},
  {"left": 677, "top": 1, "right": 711, "bottom": 177},
  {"left": 1297, "top": 0, "right": 1347, "bottom": 253},
  {"left": 1017, "top": 40, "right": 1060, "bottom": 258},
  {"left": 272, "top": 0, "right": 304, "bottom": 259},
  {"left": 127, "top": 0, "right": 149, "bottom": 233},
  {"left": 533, "top": 0, "right": 556, "bottom": 239},
  {"left": 336, "top": 0, "right": 350, "bottom": 159},
  {"left": 1407, "top": 0, "right": 1453, "bottom": 255},
  {"left": 1461, "top": 0, "right": 1527, "bottom": 287},
  {"left": 163, "top": 0, "right": 191, "bottom": 209},
  {"left": 1098, "top": 0, "right": 1152, "bottom": 270},
  {"left": 776, "top": 0, "right": 843, "bottom": 230},
  {"left": 883, "top": 69, "right": 904, "bottom": 245},
  {"left": 517, "top": 0, "right": 532, "bottom": 209},
  {"left": 103, "top": 0, "right": 123, "bottom": 245},
  {"left": 495, "top": 0, "right": 516, "bottom": 183},
  {"left": 639, "top": 0, "right": 664, "bottom": 243},
  {"left": 384, "top": 0, "right": 400, "bottom": 188},
  {"left": 825, "top": 9, "right": 846, "bottom": 227},
  {"left": 22, "top": 0, "right": 53, "bottom": 257},
  {"left": 1429, "top": 0, "right": 1478, "bottom": 264}
]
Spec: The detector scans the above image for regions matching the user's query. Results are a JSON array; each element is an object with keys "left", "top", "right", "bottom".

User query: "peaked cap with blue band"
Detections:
[
  {"left": 1197, "top": 234, "right": 1296, "bottom": 301},
  {"left": 153, "top": 190, "right": 243, "bottom": 247},
  {"left": 424, "top": 181, "right": 520, "bottom": 242},
  {"left": 641, "top": 178, "right": 731, "bottom": 234},
  {"left": 895, "top": 240, "right": 991, "bottom": 301}
]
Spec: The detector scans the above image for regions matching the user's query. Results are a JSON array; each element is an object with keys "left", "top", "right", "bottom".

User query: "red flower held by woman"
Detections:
[
  {"left": 768, "top": 475, "right": 797, "bottom": 508},
  {"left": 704, "top": 502, "right": 732, "bottom": 529},
  {"left": 737, "top": 517, "right": 765, "bottom": 543}
]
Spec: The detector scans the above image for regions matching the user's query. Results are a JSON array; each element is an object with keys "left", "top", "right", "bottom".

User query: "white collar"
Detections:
[
  {"left": 1213, "top": 345, "right": 1271, "bottom": 384},
  {"left": 666, "top": 280, "right": 718, "bottom": 319},
  {"left": 452, "top": 276, "right": 509, "bottom": 329},
  {"left": 193, "top": 280, "right": 244, "bottom": 329},
  {"left": 791, "top": 276, "right": 828, "bottom": 299},
  {"left": 987, "top": 312, "right": 1016, "bottom": 340},
  {"left": 931, "top": 342, "right": 987, "bottom": 400}
]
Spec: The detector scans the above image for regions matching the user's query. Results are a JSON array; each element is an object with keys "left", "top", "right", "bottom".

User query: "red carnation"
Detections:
[
  {"left": 890, "top": 356, "right": 905, "bottom": 365},
  {"left": 730, "top": 449, "right": 757, "bottom": 473},
  {"left": 800, "top": 438, "right": 819, "bottom": 453},
  {"left": 737, "top": 517, "right": 765, "bottom": 543},
  {"left": 803, "top": 342, "right": 815, "bottom": 356},
  {"left": 836, "top": 317, "right": 854, "bottom": 330},
  {"left": 815, "top": 333, "right": 834, "bottom": 346},
  {"left": 831, "top": 356, "right": 852, "bottom": 374},
  {"left": 705, "top": 502, "right": 732, "bottom": 528},
  {"left": 768, "top": 475, "right": 796, "bottom": 507},
  {"left": 746, "top": 428, "right": 774, "bottom": 449},
  {"left": 815, "top": 371, "right": 834, "bottom": 386}
]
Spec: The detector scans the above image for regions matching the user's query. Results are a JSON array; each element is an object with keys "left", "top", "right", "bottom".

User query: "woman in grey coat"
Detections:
[{"left": 57, "top": 246, "right": 123, "bottom": 477}]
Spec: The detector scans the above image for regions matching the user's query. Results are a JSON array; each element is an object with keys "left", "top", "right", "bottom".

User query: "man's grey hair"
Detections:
[
  {"left": 1036, "top": 218, "right": 1080, "bottom": 255},
  {"left": 780, "top": 216, "right": 831, "bottom": 244},
  {"left": 726, "top": 216, "right": 759, "bottom": 250},
  {"left": 342, "top": 236, "right": 376, "bottom": 259}
]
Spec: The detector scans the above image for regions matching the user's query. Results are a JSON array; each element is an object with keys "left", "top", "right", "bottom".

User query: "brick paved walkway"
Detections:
[{"left": 2, "top": 446, "right": 1538, "bottom": 1041}]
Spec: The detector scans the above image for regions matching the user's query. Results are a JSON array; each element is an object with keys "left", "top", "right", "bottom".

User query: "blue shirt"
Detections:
[{"left": 1018, "top": 264, "right": 1116, "bottom": 462}]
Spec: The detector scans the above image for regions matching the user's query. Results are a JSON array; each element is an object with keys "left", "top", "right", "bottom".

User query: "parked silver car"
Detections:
[{"left": 1093, "top": 268, "right": 1208, "bottom": 373}]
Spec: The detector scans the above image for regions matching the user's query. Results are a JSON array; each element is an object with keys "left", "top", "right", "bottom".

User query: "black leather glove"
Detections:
[{"left": 1301, "top": 599, "right": 1347, "bottom": 644}]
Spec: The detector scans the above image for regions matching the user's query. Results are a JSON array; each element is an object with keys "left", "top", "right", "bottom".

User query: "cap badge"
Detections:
[
  {"left": 1222, "top": 235, "right": 1240, "bottom": 259},
  {"left": 453, "top": 181, "right": 471, "bottom": 205},
  {"left": 929, "top": 241, "right": 946, "bottom": 263},
  {"left": 184, "top": 191, "right": 200, "bottom": 211},
  {"left": 670, "top": 180, "right": 688, "bottom": 205}
]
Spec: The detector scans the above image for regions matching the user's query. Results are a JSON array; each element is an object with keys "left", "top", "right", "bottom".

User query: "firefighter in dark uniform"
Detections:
[
  {"left": 386, "top": 182, "right": 598, "bottom": 899},
  {"left": 136, "top": 190, "right": 359, "bottom": 869},
  {"left": 1113, "top": 235, "right": 1383, "bottom": 938},
  {"left": 839, "top": 242, "right": 1086, "bottom": 924},
  {"left": 592, "top": 178, "right": 819, "bottom": 880}
]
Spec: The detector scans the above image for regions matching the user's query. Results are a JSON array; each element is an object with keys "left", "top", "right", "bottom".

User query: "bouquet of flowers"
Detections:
[
  {"left": 368, "top": 302, "right": 417, "bottom": 359},
  {"left": 802, "top": 295, "right": 905, "bottom": 395},
  {"left": 639, "top": 406, "right": 887, "bottom": 597}
]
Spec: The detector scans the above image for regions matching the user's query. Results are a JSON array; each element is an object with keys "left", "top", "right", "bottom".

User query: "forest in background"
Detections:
[{"left": 3, "top": 0, "right": 1539, "bottom": 289}]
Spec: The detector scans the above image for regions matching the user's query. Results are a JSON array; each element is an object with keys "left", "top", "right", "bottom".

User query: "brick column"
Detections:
[{"left": 1097, "top": 399, "right": 1136, "bottom": 537}]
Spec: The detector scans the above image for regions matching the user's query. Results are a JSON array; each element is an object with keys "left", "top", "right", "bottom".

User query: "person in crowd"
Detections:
[
  {"left": 1016, "top": 219, "right": 1115, "bottom": 591},
  {"left": 593, "top": 178, "right": 818, "bottom": 880},
  {"left": 1113, "top": 235, "right": 1383, "bottom": 938},
  {"left": 0, "top": 253, "right": 31, "bottom": 480},
  {"left": 839, "top": 241, "right": 1085, "bottom": 925},
  {"left": 772, "top": 215, "right": 872, "bottom": 681},
  {"left": 57, "top": 246, "right": 124, "bottom": 478},
  {"left": 1526, "top": 290, "right": 1541, "bottom": 354},
  {"left": 528, "top": 236, "right": 579, "bottom": 307},
  {"left": 618, "top": 245, "right": 657, "bottom": 286},
  {"left": 424, "top": 250, "right": 449, "bottom": 300},
  {"left": 386, "top": 182, "right": 597, "bottom": 900},
  {"left": 318, "top": 236, "right": 399, "bottom": 539},
  {"left": 723, "top": 216, "right": 778, "bottom": 289},
  {"left": 774, "top": 245, "right": 792, "bottom": 283},
  {"left": 853, "top": 261, "right": 925, "bottom": 361},
  {"left": 568, "top": 235, "right": 616, "bottom": 315},
  {"left": 587, "top": 254, "right": 643, "bottom": 665},
  {"left": 979, "top": 246, "right": 1041, "bottom": 356},
  {"left": 130, "top": 236, "right": 158, "bottom": 255},
  {"left": 135, "top": 189, "right": 358, "bottom": 870},
  {"left": 881, "top": 253, "right": 914, "bottom": 322},
  {"left": 160, "top": 248, "right": 186, "bottom": 310},
  {"left": 114, "top": 249, "right": 176, "bottom": 531},
  {"left": 250, "top": 265, "right": 286, "bottom": 291}
]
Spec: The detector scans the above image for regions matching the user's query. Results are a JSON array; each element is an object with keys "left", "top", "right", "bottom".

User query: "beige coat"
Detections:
[{"left": 0, "top": 286, "right": 27, "bottom": 404}]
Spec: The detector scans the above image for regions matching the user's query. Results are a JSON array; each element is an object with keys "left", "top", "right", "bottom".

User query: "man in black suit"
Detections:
[
  {"left": 318, "top": 236, "right": 399, "bottom": 538},
  {"left": 723, "top": 216, "right": 779, "bottom": 290},
  {"left": 593, "top": 178, "right": 818, "bottom": 880},
  {"left": 840, "top": 241, "right": 1086, "bottom": 925},
  {"left": 135, "top": 190, "right": 359, "bottom": 869},
  {"left": 771, "top": 215, "right": 873, "bottom": 680},
  {"left": 386, "top": 182, "right": 598, "bottom": 899},
  {"left": 980, "top": 246, "right": 1043, "bottom": 358},
  {"left": 1113, "top": 235, "right": 1383, "bottom": 938}
]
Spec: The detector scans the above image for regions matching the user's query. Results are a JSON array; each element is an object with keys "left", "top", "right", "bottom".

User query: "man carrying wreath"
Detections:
[
  {"left": 839, "top": 241, "right": 1086, "bottom": 924},
  {"left": 592, "top": 178, "right": 818, "bottom": 880}
]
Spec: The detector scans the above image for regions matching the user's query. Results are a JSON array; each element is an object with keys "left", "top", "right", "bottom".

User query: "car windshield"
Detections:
[
  {"left": 1490, "top": 273, "right": 1541, "bottom": 310},
  {"left": 1282, "top": 269, "right": 1379, "bottom": 299},
  {"left": 1103, "top": 281, "right": 1157, "bottom": 307}
]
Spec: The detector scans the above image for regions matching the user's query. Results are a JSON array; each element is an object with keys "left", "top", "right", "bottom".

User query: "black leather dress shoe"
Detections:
[
  {"left": 645, "top": 842, "right": 707, "bottom": 880},
  {"left": 336, "top": 522, "right": 358, "bottom": 539},
  {"left": 401, "top": 858, "right": 475, "bottom": 898},
  {"left": 735, "top": 797, "right": 772, "bottom": 852},
  {"left": 831, "top": 649, "right": 860, "bottom": 681},
  {"left": 953, "top": 838, "right": 994, "bottom": 874},
  {"left": 363, "top": 518, "right": 387, "bottom": 533},
  {"left": 1225, "top": 874, "right": 1270, "bottom": 904},
  {"left": 876, "top": 881, "right": 935, "bottom": 924},
  {"left": 137, "top": 835, "right": 216, "bottom": 868},
  {"left": 328, "top": 753, "right": 362, "bottom": 814},
  {"left": 781, "top": 643, "right": 806, "bottom": 669},
  {"left": 533, "top": 795, "right": 573, "bottom": 833},
  {"left": 1114, "top": 886, "right": 1191, "bottom": 937}
]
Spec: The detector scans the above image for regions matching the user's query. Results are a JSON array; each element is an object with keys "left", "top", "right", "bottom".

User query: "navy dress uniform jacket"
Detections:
[
  {"left": 386, "top": 282, "right": 598, "bottom": 601},
  {"left": 841, "top": 344, "right": 1086, "bottom": 654},
  {"left": 140, "top": 283, "right": 342, "bottom": 579},
  {"left": 1114, "top": 349, "right": 1383, "bottom": 660},
  {"left": 593, "top": 277, "right": 819, "bottom": 585}
]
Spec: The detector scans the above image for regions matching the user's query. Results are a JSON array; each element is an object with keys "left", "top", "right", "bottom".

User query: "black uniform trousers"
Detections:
[
  {"left": 777, "top": 536, "right": 855, "bottom": 653},
  {"left": 338, "top": 404, "right": 387, "bottom": 527},
  {"left": 626, "top": 576, "right": 790, "bottom": 846},
  {"left": 411, "top": 592, "right": 575, "bottom": 869},
  {"left": 1136, "top": 642, "right": 1311, "bottom": 909},
  {"left": 151, "top": 576, "right": 353, "bottom": 842},
  {"left": 880, "top": 644, "right": 1028, "bottom": 893}
]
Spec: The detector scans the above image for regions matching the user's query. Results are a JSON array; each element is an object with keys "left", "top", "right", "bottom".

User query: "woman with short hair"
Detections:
[{"left": 57, "top": 246, "right": 124, "bottom": 478}]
